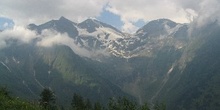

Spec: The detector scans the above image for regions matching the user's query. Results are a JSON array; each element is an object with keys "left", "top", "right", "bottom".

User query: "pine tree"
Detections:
[
  {"left": 71, "top": 93, "right": 86, "bottom": 110},
  {"left": 85, "top": 98, "right": 92, "bottom": 110},
  {"left": 94, "top": 102, "right": 102, "bottom": 110},
  {"left": 139, "top": 102, "right": 150, "bottom": 110},
  {"left": 153, "top": 101, "right": 166, "bottom": 110},
  {"left": 39, "top": 88, "right": 56, "bottom": 109},
  {"left": 108, "top": 97, "right": 137, "bottom": 110},
  {"left": 0, "top": 87, "right": 10, "bottom": 99}
]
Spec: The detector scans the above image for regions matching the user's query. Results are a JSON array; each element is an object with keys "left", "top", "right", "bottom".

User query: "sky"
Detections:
[
  {"left": 0, "top": 0, "right": 220, "bottom": 33},
  {"left": 0, "top": 17, "right": 14, "bottom": 30},
  {"left": 0, "top": 0, "right": 220, "bottom": 58}
]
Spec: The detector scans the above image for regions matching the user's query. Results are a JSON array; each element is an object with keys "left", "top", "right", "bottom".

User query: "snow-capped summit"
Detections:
[
  {"left": 28, "top": 17, "right": 189, "bottom": 59},
  {"left": 78, "top": 18, "right": 123, "bottom": 34},
  {"left": 75, "top": 18, "right": 126, "bottom": 56},
  {"left": 78, "top": 19, "right": 102, "bottom": 33}
]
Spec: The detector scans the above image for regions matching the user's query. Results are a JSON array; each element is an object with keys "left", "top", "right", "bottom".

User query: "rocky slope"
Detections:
[{"left": 1, "top": 17, "right": 220, "bottom": 109}]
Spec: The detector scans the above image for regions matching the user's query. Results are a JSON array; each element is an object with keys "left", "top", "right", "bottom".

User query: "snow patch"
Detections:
[
  {"left": 167, "top": 65, "right": 174, "bottom": 75},
  {"left": 0, "top": 61, "right": 11, "bottom": 72},
  {"left": 33, "top": 70, "right": 44, "bottom": 88}
]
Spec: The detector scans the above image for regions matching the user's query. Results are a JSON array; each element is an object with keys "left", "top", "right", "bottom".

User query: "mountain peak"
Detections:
[
  {"left": 57, "top": 16, "right": 76, "bottom": 25},
  {"left": 150, "top": 19, "right": 177, "bottom": 27},
  {"left": 78, "top": 18, "right": 123, "bottom": 34},
  {"left": 59, "top": 16, "right": 68, "bottom": 21},
  {"left": 27, "top": 23, "right": 38, "bottom": 30},
  {"left": 136, "top": 19, "right": 177, "bottom": 34},
  {"left": 83, "top": 18, "right": 101, "bottom": 25},
  {"left": 78, "top": 18, "right": 103, "bottom": 33}
]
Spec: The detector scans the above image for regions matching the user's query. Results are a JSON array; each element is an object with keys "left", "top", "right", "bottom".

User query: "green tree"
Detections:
[
  {"left": 108, "top": 97, "right": 119, "bottom": 110},
  {"left": 94, "top": 102, "right": 103, "bottom": 110},
  {"left": 153, "top": 101, "right": 166, "bottom": 110},
  {"left": 0, "top": 87, "right": 42, "bottom": 110},
  {"left": 0, "top": 87, "right": 10, "bottom": 99},
  {"left": 119, "top": 97, "right": 136, "bottom": 110},
  {"left": 139, "top": 102, "right": 150, "bottom": 110},
  {"left": 71, "top": 93, "right": 86, "bottom": 110},
  {"left": 39, "top": 88, "right": 56, "bottom": 109},
  {"left": 108, "top": 97, "right": 136, "bottom": 110},
  {"left": 85, "top": 98, "right": 92, "bottom": 110}
]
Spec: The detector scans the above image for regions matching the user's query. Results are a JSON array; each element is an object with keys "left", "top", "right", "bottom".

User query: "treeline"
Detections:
[
  {"left": 0, "top": 87, "right": 42, "bottom": 110},
  {"left": 0, "top": 87, "right": 166, "bottom": 110}
]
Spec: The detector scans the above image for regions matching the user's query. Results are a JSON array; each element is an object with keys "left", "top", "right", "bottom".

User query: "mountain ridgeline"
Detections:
[{"left": 0, "top": 17, "right": 220, "bottom": 109}]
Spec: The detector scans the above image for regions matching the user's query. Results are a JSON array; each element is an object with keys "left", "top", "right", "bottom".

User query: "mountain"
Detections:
[
  {"left": 0, "top": 43, "right": 132, "bottom": 107},
  {"left": 76, "top": 18, "right": 126, "bottom": 55},
  {"left": 1, "top": 16, "right": 220, "bottom": 109},
  {"left": 28, "top": 16, "right": 78, "bottom": 38},
  {"left": 28, "top": 17, "right": 188, "bottom": 59},
  {"left": 156, "top": 22, "right": 220, "bottom": 110}
]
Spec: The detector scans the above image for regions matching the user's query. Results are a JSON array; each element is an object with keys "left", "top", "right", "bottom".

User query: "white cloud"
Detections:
[
  {"left": 0, "top": 0, "right": 108, "bottom": 25},
  {"left": 0, "top": 26, "right": 106, "bottom": 58},
  {"left": 0, "top": 26, "right": 39, "bottom": 48},
  {"left": 0, "top": 40, "right": 7, "bottom": 49},
  {"left": 105, "top": 0, "right": 189, "bottom": 33},
  {"left": 105, "top": 0, "right": 220, "bottom": 32},
  {"left": 0, "top": 0, "right": 219, "bottom": 33},
  {"left": 37, "top": 29, "right": 107, "bottom": 58},
  {"left": 195, "top": 0, "right": 220, "bottom": 27}
]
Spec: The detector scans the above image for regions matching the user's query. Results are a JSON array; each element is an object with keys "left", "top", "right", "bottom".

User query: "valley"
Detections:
[{"left": 0, "top": 17, "right": 220, "bottom": 110}]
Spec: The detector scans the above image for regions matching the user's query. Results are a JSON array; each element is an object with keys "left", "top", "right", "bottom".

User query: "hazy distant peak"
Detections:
[
  {"left": 59, "top": 16, "right": 67, "bottom": 20},
  {"left": 136, "top": 19, "right": 178, "bottom": 34}
]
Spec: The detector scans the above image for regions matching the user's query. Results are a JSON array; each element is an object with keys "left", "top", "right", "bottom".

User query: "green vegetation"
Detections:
[
  {"left": 0, "top": 87, "right": 42, "bottom": 110},
  {"left": 39, "top": 88, "right": 56, "bottom": 109},
  {"left": 0, "top": 87, "right": 166, "bottom": 110},
  {"left": 70, "top": 93, "right": 166, "bottom": 110},
  {"left": 70, "top": 94, "right": 166, "bottom": 110}
]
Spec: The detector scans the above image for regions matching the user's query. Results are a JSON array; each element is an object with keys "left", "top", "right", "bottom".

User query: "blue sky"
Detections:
[
  {"left": 97, "top": 9, "right": 146, "bottom": 31},
  {"left": 0, "top": 10, "right": 145, "bottom": 31},
  {"left": 0, "top": 17, "right": 14, "bottom": 30},
  {"left": 97, "top": 9, "right": 124, "bottom": 30}
]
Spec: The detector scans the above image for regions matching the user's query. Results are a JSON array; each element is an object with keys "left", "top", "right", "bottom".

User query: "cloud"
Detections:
[
  {"left": 0, "top": 40, "right": 7, "bottom": 49},
  {"left": 173, "top": 0, "right": 220, "bottom": 27},
  {"left": 0, "top": 26, "right": 39, "bottom": 48},
  {"left": 36, "top": 29, "right": 108, "bottom": 58},
  {"left": 1, "top": 0, "right": 219, "bottom": 58},
  {"left": 105, "top": 0, "right": 220, "bottom": 32},
  {"left": 0, "top": 0, "right": 191, "bottom": 33},
  {"left": 0, "top": 0, "right": 220, "bottom": 33},
  {"left": 36, "top": 30, "right": 69, "bottom": 47},
  {"left": 3, "top": 23, "right": 8, "bottom": 28},
  {"left": 194, "top": 0, "right": 220, "bottom": 27},
  {"left": 0, "top": 0, "right": 108, "bottom": 25},
  {"left": 36, "top": 30, "right": 92, "bottom": 57},
  {"left": 105, "top": 0, "right": 189, "bottom": 33},
  {"left": 0, "top": 26, "right": 107, "bottom": 58}
]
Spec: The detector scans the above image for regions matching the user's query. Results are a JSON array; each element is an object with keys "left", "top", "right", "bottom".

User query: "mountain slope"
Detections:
[
  {"left": 1, "top": 17, "right": 220, "bottom": 109},
  {"left": 152, "top": 22, "right": 220, "bottom": 110},
  {"left": 28, "top": 16, "right": 78, "bottom": 38},
  {"left": 0, "top": 43, "right": 132, "bottom": 107}
]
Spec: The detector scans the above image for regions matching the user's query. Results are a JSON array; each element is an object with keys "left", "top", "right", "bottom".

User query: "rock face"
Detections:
[
  {"left": 1, "top": 17, "right": 220, "bottom": 110},
  {"left": 28, "top": 17, "right": 189, "bottom": 59}
]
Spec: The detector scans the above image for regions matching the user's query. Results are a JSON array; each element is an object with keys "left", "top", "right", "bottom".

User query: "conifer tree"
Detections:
[
  {"left": 94, "top": 102, "right": 102, "bottom": 110},
  {"left": 39, "top": 88, "right": 56, "bottom": 109},
  {"left": 71, "top": 93, "right": 86, "bottom": 110},
  {"left": 139, "top": 102, "right": 150, "bottom": 110}
]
